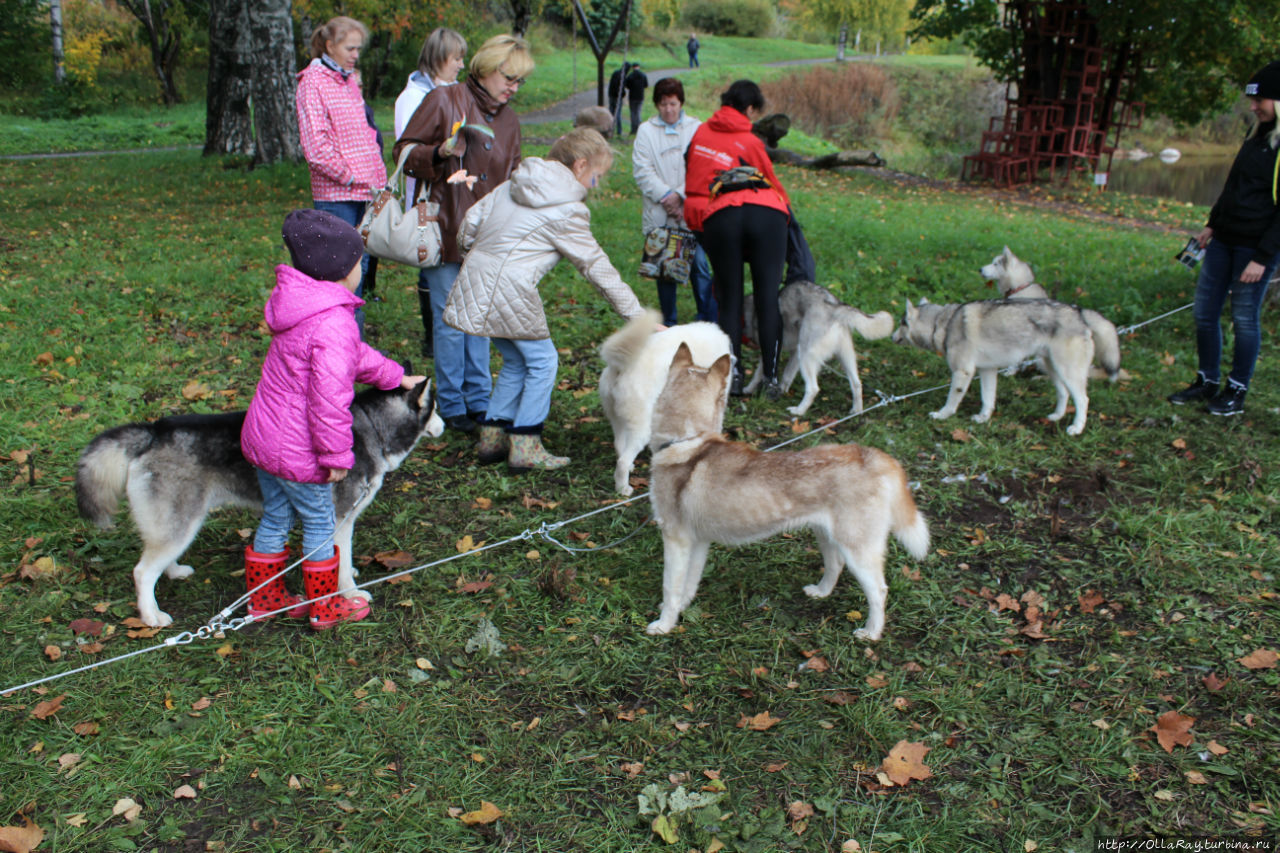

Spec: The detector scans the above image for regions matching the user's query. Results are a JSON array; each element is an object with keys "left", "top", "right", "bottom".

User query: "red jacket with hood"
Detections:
[{"left": 683, "top": 105, "right": 790, "bottom": 232}]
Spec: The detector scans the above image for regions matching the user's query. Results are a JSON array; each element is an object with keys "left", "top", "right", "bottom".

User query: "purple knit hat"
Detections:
[{"left": 281, "top": 209, "right": 365, "bottom": 282}]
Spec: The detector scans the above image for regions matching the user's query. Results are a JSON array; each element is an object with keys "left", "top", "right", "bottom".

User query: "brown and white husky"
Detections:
[{"left": 644, "top": 343, "right": 930, "bottom": 640}]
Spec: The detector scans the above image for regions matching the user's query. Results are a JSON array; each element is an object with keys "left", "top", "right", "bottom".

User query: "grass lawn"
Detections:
[{"left": 0, "top": 122, "right": 1277, "bottom": 852}]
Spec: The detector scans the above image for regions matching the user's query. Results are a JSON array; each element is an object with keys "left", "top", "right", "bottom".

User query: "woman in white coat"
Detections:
[
  {"left": 393, "top": 27, "right": 467, "bottom": 357},
  {"left": 631, "top": 77, "right": 716, "bottom": 325},
  {"left": 445, "top": 129, "right": 646, "bottom": 471}
]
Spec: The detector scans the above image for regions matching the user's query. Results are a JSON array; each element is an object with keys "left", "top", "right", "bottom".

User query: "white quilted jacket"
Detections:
[{"left": 444, "top": 157, "right": 644, "bottom": 340}]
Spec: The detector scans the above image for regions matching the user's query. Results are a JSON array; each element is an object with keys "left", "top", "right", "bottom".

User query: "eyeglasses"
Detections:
[{"left": 502, "top": 72, "right": 526, "bottom": 86}]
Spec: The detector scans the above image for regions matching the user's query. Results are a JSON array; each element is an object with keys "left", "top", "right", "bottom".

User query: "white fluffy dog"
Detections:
[{"left": 598, "top": 310, "right": 732, "bottom": 495}]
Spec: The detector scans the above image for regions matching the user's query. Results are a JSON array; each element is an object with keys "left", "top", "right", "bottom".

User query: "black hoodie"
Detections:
[{"left": 1207, "top": 120, "right": 1280, "bottom": 266}]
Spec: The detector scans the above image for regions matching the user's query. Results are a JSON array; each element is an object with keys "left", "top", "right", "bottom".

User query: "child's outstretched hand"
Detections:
[
  {"left": 327, "top": 468, "right": 348, "bottom": 483},
  {"left": 401, "top": 374, "right": 427, "bottom": 389}
]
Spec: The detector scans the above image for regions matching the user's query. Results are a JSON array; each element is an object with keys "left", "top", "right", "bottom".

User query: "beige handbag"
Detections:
[{"left": 358, "top": 143, "right": 442, "bottom": 268}]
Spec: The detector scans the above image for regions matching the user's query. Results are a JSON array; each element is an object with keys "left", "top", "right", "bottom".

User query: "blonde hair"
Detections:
[
  {"left": 470, "top": 34, "right": 534, "bottom": 81},
  {"left": 548, "top": 128, "right": 614, "bottom": 171},
  {"left": 310, "top": 16, "right": 369, "bottom": 60},
  {"left": 417, "top": 27, "right": 467, "bottom": 78}
]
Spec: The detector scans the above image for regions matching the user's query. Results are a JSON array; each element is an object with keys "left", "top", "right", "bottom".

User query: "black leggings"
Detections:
[{"left": 701, "top": 204, "right": 787, "bottom": 379}]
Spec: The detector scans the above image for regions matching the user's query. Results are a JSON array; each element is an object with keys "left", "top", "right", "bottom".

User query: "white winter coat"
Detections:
[
  {"left": 444, "top": 157, "right": 644, "bottom": 340},
  {"left": 631, "top": 112, "right": 702, "bottom": 233},
  {"left": 393, "top": 71, "right": 451, "bottom": 211}
]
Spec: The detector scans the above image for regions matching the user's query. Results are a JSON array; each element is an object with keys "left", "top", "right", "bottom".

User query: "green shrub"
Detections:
[{"left": 682, "top": 0, "right": 775, "bottom": 38}]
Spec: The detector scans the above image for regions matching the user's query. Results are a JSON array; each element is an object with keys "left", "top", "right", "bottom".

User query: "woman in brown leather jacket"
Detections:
[{"left": 393, "top": 34, "right": 533, "bottom": 433}]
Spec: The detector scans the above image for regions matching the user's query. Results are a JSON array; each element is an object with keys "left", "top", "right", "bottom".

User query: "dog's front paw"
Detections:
[
  {"left": 1066, "top": 423, "right": 1085, "bottom": 436},
  {"left": 165, "top": 563, "right": 194, "bottom": 580},
  {"left": 787, "top": 404, "right": 807, "bottom": 417},
  {"left": 971, "top": 412, "right": 991, "bottom": 424},
  {"left": 645, "top": 618, "right": 675, "bottom": 635},
  {"left": 617, "top": 481, "right": 635, "bottom": 497},
  {"left": 342, "top": 589, "right": 372, "bottom": 602},
  {"left": 928, "top": 410, "right": 949, "bottom": 420},
  {"left": 852, "top": 626, "right": 882, "bottom": 642},
  {"left": 1046, "top": 411, "right": 1064, "bottom": 422},
  {"left": 802, "top": 583, "right": 830, "bottom": 599},
  {"left": 140, "top": 609, "right": 173, "bottom": 629}
]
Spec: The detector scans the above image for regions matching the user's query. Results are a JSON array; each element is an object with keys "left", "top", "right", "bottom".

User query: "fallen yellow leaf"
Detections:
[{"left": 458, "top": 800, "right": 503, "bottom": 826}]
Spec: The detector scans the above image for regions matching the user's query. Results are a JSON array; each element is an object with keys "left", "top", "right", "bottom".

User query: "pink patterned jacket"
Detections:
[{"left": 295, "top": 59, "right": 387, "bottom": 202}]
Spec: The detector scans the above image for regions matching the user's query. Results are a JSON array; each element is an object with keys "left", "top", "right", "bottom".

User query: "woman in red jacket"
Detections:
[{"left": 684, "top": 79, "right": 791, "bottom": 398}]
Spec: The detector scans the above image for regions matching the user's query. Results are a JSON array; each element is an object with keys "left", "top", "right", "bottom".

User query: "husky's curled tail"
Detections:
[
  {"left": 77, "top": 424, "right": 155, "bottom": 528},
  {"left": 1081, "top": 309, "right": 1122, "bottom": 380},
  {"left": 834, "top": 300, "right": 896, "bottom": 342},
  {"left": 600, "top": 308, "right": 663, "bottom": 371}
]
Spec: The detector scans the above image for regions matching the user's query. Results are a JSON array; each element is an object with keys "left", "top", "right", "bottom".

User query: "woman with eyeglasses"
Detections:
[{"left": 394, "top": 34, "right": 533, "bottom": 434}]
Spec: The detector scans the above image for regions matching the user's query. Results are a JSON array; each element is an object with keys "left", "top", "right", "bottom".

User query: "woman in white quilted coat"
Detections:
[{"left": 445, "top": 128, "right": 647, "bottom": 471}]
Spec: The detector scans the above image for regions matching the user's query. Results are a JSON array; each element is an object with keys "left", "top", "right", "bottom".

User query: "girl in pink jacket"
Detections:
[{"left": 241, "top": 210, "right": 424, "bottom": 629}]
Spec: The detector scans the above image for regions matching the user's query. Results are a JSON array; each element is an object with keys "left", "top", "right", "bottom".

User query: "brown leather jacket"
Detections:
[{"left": 393, "top": 76, "right": 522, "bottom": 264}]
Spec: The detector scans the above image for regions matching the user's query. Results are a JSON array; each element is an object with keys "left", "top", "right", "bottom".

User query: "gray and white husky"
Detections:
[
  {"left": 76, "top": 380, "right": 443, "bottom": 627},
  {"left": 743, "top": 281, "right": 895, "bottom": 416},
  {"left": 645, "top": 343, "right": 929, "bottom": 640},
  {"left": 981, "top": 246, "right": 1049, "bottom": 299},
  {"left": 892, "top": 299, "right": 1120, "bottom": 435}
]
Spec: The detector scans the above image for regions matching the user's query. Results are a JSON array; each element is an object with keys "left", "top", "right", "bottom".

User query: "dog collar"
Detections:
[
  {"left": 654, "top": 435, "right": 701, "bottom": 453},
  {"left": 1004, "top": 281, "right": 1038, "bottom": 297}
]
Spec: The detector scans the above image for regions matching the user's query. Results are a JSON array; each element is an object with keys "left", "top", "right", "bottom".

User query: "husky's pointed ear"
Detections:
[
  {"left": 416, "top": 377, "right": 433, "bottom": 409},
  {"left": 670, "top": 341, "right": 695, "bottom": 371},
  {"left": 710, "top": 352, "right": 732, "bottom": 383},
  {"left": 1002, "top": 246, "right": 1013, "bottom": 259}
]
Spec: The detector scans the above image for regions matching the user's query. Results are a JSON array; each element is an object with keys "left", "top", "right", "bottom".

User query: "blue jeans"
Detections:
[
  {"left": 312, "top": 200, "right": 369, "bottom": 336},
  {"left": 426, "top": 262, "right": 491, "bottom": 418},
  {"left": 253, "top": 470, "right": 336, "bottom": 560},
  {"left": 1192, "top": 239, "right": 1277, "bottom": 389},
  {"left": 655, "top": 245, "right": 717, "bottom": 325},
  {"left": 488, "top": 337, "right": 559, "bottom": 429}
]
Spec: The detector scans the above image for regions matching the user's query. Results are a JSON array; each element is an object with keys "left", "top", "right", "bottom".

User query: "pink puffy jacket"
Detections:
[{"left": 241, "top": 265, "right": 405, "bottom": 484}]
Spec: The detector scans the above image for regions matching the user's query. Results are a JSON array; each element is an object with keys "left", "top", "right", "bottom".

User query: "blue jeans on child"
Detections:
[
  {"left": 253, "top": 470, "right": 336, "bottom": 559},
  {"left": 312, "top": 200, "right": 369, "bottom": 336},
  {"left": 426, "top": 262, "right": 492, "bottom": 419},
  {"left": 1192, "top": 238, "right": 1277, "bottom": 389},
  {"left": 487, "top": 337, "right": 559, "bottom": 428}
]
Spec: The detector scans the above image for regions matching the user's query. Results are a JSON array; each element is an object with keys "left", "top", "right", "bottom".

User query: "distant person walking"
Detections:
[
  {"left": 295, "top": 15, "right": 386, "bottom": 337},
  {"left": 393, "top": 27, "right": 467, "bottom": 358},
  {"left": 1167, "top": 60, "right": 1280, "bottom": 418},
  {"left": 687, "top": 34, "right": 700, "bottom": 68},
  {"left": 624, "top": 63, "right": 648, "bottom": 136}
]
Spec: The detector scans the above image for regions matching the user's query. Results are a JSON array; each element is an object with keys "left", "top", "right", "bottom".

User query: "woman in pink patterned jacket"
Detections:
[{"left": 295, "top": 15, "right": 387, "bottom": 335}]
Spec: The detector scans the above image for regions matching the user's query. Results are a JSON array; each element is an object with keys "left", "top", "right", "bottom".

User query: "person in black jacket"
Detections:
[
  {"left": 1168, "top": 61, "right": 1280, "bottom": 417},
  {"left": 624, "top": 63, "right": 648, "bottom": 136}
]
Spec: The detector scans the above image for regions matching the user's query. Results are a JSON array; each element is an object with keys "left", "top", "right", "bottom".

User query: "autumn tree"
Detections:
[
  {"left": 784, "top": 0, "right": 916, "bottom": 52},
  {"left": 117, "top": 0, "right": 190, "bottom": 104},
  {"left": 912, "top": 0, "right": 1280, "bottom": 124}
]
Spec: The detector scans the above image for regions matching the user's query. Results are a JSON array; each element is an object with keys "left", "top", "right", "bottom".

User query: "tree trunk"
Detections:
[
  {"left": 50, "top": 0, "right": 65, "bottom": 84},
  {"left": 204, "top": 0, "right": 253, "bottom": 156},
  {"left": 248, "top": 0, "right": 302, "bottom": 166},
  {"left": 205, "top": 0, "right": 300, "bottom": 165}
]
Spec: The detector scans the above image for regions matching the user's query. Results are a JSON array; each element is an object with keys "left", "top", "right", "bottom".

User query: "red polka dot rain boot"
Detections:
[
  {"left": 245, "top": 546, "right": 309, "bottom": 620},
  {"left": 303, "top": 547, "right": 371, "bottom": 630}
]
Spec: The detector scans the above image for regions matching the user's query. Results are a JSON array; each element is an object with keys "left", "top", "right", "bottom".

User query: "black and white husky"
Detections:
[{"left": 76, "top": 380, "right": 443, "bottom": 627}]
